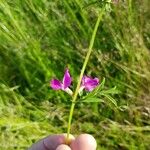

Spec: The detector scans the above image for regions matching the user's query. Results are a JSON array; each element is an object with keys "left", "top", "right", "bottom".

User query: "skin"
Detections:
[{"left": 28, "top": 134, "right": 97, "bottom": 150}]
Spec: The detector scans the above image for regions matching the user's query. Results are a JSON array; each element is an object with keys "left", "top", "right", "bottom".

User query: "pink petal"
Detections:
[
  {"left": 50, "top": 79, "right": 62, "bottom": 90},
  {"left": 82, "top": 76, "right": 92, "bottom": 85},
  {"left": 82, "top": 76, "right": 99, "bottom": 91},
  {"left": 62, "top": 68, "right": 72, "bottom": 89}
]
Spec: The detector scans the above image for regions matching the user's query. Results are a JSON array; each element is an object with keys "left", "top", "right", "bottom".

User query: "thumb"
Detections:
[{"left": 56, "top": 144, "right": 71, "bottom": 150}]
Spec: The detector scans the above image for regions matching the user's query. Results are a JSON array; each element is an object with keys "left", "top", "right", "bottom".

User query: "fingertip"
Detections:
[
  {"left": 81, "top": 134, "right": 97, "bottom": 146},
  {"left": 56, "top": 144, "right": 71, "bottom": 150},
  {"left": 70, "top": 134, "right": 97, "bottom": 150}
]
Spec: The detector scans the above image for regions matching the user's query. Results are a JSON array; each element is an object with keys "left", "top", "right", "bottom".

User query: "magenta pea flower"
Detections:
[
  {"left": 50, "top": 69, "right": 73, "bottom": 96},
  {"left": 80, "top": 76, "right": 99, "bottom": 92}
]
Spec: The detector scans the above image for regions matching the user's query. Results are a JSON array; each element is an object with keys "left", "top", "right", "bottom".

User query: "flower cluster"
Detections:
[{"left": 50, "top": 69, "right": 99, "bottom": 96}]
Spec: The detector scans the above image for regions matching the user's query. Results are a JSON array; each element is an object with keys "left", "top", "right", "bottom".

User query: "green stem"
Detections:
[{"left": 66, "top": 8, "right": 105, "bottom": 143}]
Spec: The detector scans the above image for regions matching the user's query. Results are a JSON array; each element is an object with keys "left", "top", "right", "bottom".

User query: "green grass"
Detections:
[{"left": 0, "top": 0, "right": 150, "bottom": 149}]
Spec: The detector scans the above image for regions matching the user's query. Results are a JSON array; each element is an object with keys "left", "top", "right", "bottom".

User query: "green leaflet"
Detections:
[
  {"left": 81, "top": 97, "right": 104, "bottom": 103},
  {"left": 102, "top": 94, "right": 117, "bottom": 107},
  {"left": 100, "top": 86, "right": 120, "bottom": 95}
]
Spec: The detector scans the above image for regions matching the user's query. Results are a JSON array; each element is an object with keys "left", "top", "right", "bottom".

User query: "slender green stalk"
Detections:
[{"left": 66, "top": 8, "right": 105, "bottom": 143}]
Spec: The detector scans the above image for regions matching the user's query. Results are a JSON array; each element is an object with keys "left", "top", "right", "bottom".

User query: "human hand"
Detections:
[{"left": 28, "top": 133, "right": 97, "bottom": 150}]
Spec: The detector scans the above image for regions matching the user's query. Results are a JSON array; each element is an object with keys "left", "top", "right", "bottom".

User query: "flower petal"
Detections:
[
  {"left": 82, "top": 76, "right": 99, "bottom": 91},
  {"left": 50, "top": 79, "right": 62, "bottom": 90},
  {"left": 62, "top": 68, "right": 72, "bottom": 89},
  {"left": 82, "top": 76, "right": 92, "bottom": 85}
]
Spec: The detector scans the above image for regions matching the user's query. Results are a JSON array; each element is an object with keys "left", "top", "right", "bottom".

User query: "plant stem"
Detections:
[{"left": 66, "top": 8, "right": 105, "bottom": 143}]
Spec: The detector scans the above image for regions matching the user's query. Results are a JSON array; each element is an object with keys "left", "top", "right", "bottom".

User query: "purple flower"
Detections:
[
  {"left": 80, "top": 76, "right": 99, "bottom": 92},
  {"left": 50, "top": 69, "right": 73, "bottom": 95}
]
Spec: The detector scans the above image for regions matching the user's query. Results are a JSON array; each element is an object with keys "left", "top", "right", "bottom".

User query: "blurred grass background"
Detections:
[{"left": 0, "top": 0, "right": 150, "bottom": 149}]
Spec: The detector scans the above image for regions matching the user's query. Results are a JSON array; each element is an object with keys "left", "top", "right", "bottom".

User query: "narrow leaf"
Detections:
[
  {"left": 100, "top": 86, "right": 119, "bottom": 95},
  {"left": 103, "top": 94, "right": 117, "bottom": 107},
  {"left": 97, "top": 77, "right": 105, "bottom": 91},
  {"left": 81, "top": 97, "right": 104, "bottom": 103}
]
